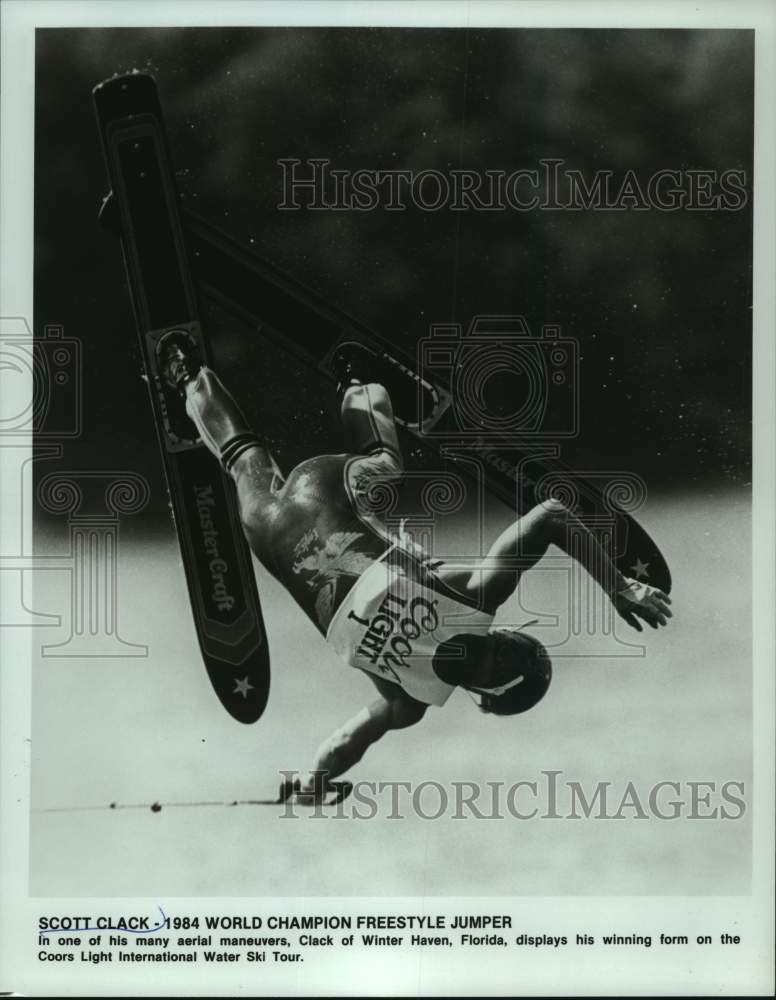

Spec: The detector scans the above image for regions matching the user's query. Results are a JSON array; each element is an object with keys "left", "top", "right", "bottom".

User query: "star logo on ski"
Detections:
[
  {"left": 233, "top": 676, "right": 254, "bottom": 699},
  {"left": 630, "top": 558, "right": 649, "bottom": 580}
]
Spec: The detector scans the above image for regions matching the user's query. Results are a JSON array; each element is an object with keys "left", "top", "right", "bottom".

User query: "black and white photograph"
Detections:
[{"left": 1, "top": 1, "right": 773, "bottom": 996}]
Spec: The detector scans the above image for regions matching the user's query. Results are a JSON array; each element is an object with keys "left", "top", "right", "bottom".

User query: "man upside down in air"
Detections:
[{"left": 158, "top": 333, "right": 672, "bottom": 799}]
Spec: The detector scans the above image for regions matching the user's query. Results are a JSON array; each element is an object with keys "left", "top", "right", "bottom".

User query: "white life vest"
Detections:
[{"left": 326, "top": 542, "right": 495, "bottom": 706}]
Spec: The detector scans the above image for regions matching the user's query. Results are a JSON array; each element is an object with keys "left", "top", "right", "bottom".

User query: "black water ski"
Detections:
[{"left": 94, "top": 73, "right": 270, "bottom": 723}]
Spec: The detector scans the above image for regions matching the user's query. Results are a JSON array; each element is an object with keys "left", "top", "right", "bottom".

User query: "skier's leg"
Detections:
[
  {"left": 183, "top": 367, "right": 283, "bottom": 488},
  {"left": 340, "top": 382, "right": 403, "bottom": 468},
  {"left": 180, "top": 367, "right": 285, "bottom": 554},
  {"left": 340, "top": 382, "right": 405, "bottom": 531}
]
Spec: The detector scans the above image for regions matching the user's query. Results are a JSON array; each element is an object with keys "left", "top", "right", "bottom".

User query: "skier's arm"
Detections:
[
  {"left": 475, "top": 499, "right": 672, "bottom": 629},
  {"left": 301, "top": 691, "right": 426, "bottom": 795}
]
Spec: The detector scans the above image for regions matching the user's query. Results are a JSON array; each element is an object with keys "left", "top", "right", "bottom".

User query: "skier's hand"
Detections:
[
  {"left": 614, "top": 578, "right": 672, "bottom": 631},
  {"left": 292, "top": 786, "right": 328, "bottom": 806},
  {"left": 293, "top": 771, "right": 335, "bottom": 806}
]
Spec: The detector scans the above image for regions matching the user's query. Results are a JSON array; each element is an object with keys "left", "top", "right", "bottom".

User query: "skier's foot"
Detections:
[
  {"left": 329, "top": 340, "right": 441, "bottom": 430},
  {"left": 156, "top": 328, "right": 202, "bottom": 393},
  {"left": 329, "top": 341, "right": 384, "bottom": 400}
]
